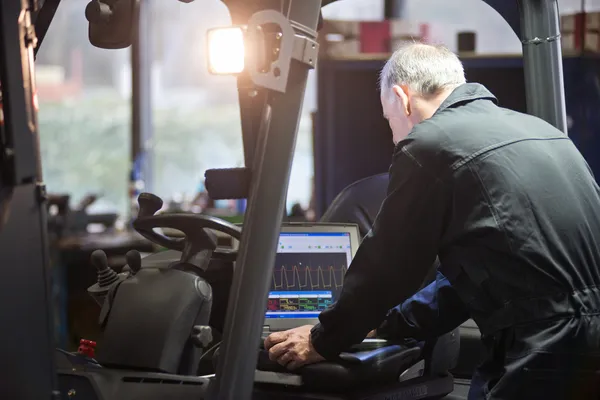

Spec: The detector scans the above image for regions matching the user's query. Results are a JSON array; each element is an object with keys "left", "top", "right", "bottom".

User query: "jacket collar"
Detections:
[{"left": 436, "top": 83, "right": 498, "bottom": 114}]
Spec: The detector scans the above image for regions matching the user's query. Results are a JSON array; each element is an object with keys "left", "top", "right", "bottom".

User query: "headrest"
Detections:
[{"left": 320, "top": 173, "right": 389, "bottom": 237}]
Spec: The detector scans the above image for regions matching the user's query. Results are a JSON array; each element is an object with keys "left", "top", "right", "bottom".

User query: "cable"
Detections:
[{"left": 197, "top": 341, "right": 222, "bottom": 365}]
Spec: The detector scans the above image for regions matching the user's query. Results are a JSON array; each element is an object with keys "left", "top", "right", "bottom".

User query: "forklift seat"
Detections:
[{"left": 321, "top": 173, "right": 388, "bottom": 238}]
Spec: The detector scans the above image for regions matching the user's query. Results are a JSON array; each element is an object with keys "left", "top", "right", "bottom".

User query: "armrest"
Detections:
[
  {"left": 339, "top": 345, "right": 417, "bottom": 365},
  {"left": 255, "top": 345, "right": 422, "bottom": 391}
]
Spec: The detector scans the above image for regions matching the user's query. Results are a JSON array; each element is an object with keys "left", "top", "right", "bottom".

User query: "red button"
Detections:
[{"left": 77, "top": 339, "right": 97, "bottom": 358}]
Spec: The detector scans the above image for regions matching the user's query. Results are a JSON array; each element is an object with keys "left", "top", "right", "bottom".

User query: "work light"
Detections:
[{"left": 207, "top": 26, "right": 246, "bottom": 75}]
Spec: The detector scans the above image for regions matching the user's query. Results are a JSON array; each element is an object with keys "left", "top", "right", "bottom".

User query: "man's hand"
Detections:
[{"left": 264, "top": 325, "right": 325, "bottom": 370}]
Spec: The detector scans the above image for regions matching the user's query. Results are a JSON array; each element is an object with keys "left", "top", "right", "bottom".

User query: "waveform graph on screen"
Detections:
[{"left": 271, "top": 252, "right": 347, "bottom": 291}]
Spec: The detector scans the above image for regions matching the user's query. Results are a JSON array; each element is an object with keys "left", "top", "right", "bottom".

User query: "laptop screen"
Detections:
[{"left": 265, "top": 224, "right": 359, "bottom": 325}]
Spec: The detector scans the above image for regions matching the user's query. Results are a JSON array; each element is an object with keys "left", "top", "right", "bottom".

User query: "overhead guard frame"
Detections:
[{"left": 210, "top": 2, "right": 322, "bottom": 399}]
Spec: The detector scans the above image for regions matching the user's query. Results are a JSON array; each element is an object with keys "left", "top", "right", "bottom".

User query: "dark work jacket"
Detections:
[{"left": 310, "top": 83, "right": 600, "bottom": 399}]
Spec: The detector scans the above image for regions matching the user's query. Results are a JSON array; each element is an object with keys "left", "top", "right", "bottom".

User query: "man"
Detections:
[{"left": 265, "top": 43, "right": 600, "bottom": 399}]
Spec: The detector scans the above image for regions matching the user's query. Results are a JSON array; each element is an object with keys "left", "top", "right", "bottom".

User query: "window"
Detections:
[
  {"left": 402, "top": 0, "right": 521, "bottom": 53},
  {"left": 148, "top": 1, "right": 244, "bottom": 206},
  {"left": 37, "top": 0, "right": 130, "bottom": 214}
]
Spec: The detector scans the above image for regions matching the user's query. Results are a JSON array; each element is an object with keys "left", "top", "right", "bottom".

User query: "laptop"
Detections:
[{"left": 261, "top": 222, "right": 387, "bottom": 351}]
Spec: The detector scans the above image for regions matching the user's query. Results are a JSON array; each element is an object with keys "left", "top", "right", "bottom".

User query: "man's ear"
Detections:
[{"left": 392, "top": 85, "right": 411, "bottom": 116}]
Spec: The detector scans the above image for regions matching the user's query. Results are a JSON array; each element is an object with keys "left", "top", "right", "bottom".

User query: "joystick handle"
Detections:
[
  {"left": 91, "top": 249, "right": 119, "bottom": 287},
  {"left": 125, "top": 250, "right": 142, "bottom": 274},
  {"left": 137, "top": 192, "right": 163, "bottom": 218}
]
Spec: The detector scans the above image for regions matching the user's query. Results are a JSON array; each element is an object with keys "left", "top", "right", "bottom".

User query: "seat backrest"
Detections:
[
  {"left": 320, "top": 173, "right": 437, "bottom": 285},
  {"left": 320, "top": 172, "right": 388, "bottom": 237},
  {"left": 96, "top": 266, "right": 213, "bottom": 375}
]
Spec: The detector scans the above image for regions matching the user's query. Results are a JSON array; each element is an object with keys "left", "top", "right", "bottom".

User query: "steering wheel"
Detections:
[{"left": 133, "top": 193, "right": 242, "bottom": 263}]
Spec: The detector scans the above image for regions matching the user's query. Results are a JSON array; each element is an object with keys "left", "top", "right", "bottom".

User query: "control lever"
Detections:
[
  {"left": 125, "top": 250, "right": 142, "bottom": 274},
  {"left": 87, "top": 249, "right": 128, "bottom": 306},
  {"left": 91, "top": 250, "right": 118, "bottom": 285}
]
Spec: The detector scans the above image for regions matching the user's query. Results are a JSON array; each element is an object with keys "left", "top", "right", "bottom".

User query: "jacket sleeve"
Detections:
[
  {"left": 377, "top": 271, "right": 470, "bottom": 341},
  {"left": 310, "top": 141, "right": 450, "bottom": 359}
]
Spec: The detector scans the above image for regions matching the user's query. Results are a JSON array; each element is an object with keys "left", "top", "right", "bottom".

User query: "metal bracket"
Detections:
[
  {"left": 521, "top": 33, "right": 561, "bottom": 45},
  {"left": 292, "top": 35, "right": 318, "bottom": 68},
  {"left": 247, "top": 10, "right": 295, "bottom": 93},
  {"left": 246, "top": 10, "right": 318, "bottom": 93}
]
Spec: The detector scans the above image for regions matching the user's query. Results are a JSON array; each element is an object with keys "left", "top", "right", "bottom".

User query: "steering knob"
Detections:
[
  {"left": 85, "top": 1, "right": 113, "bottom": 24},
  {"left": 137, "top": 192, "right": 163, "bottom": 217}
]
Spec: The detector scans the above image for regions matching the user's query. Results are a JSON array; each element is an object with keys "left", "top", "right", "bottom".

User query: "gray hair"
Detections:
[{"left": 380, "top": 43, "right": 466, "bottom": 98}]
